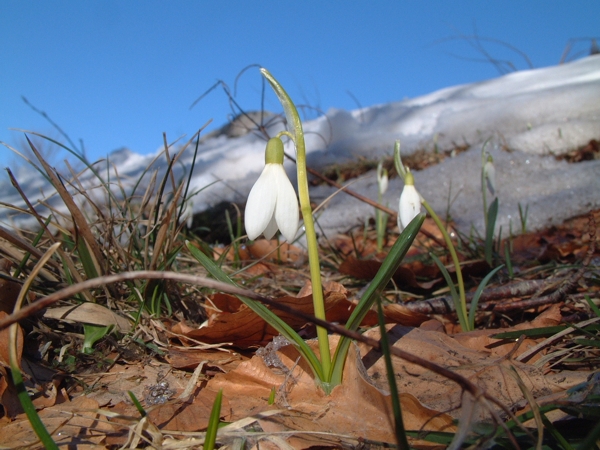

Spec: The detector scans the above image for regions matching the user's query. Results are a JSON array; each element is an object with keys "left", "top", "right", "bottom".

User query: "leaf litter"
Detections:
[{"left": 0, "top": 134, "right": 598, "bottom": 448}]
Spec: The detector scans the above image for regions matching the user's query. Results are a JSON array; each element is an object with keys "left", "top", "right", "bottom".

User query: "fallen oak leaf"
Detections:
[
  {"left": 43, "top": 302, "right": 131, "bottom": 333},
  {"left": 339, "top": 256, "right": 438, "bottom": 290},
  {"left": 207, "top": 335, "right": 454, "bottom": 446},
  {"left": 171, "top": 289, "right": 368, "bottom": 347}
]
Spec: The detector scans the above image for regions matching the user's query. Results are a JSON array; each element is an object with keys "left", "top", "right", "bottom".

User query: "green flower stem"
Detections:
[
  {"left": 298, "top": 165, "right": 332, "bottom": 375},
  {"left": 261, "top": 68, "right": 331, "bottom": 378},
  {"left": 421, "top": 200, "right": 468, "bottom": 330}
]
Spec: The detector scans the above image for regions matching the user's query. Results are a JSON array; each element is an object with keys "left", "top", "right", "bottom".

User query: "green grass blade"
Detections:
[
  {"left": 585, "top": 295, "right": 600, "bottom": 318},
  {"left": 11, "top": 364, "right": 59, "bottom": 449},
  {"left": 540, "top": 412, "right": 574, "bottom": 450},
  {"left": 329, "top": 214, "right": 424, "bottom": 385},
  {"left": 376, "top": 298, "right": 410, "bottom": 449},
  {"left": 186, "top": 242, "right": 324, "bottom": 382},
  {"left": 204, "top": 389, "right": 223, "bottom": 450},
  {"left": 430, "top": 251, "right": 466, "bottom": 330},
  {"left": 127, "top": 391, "right": 147, "bottom": 417},
  {"left": 504, "top": 243, "right": 514, "bottom": 279},
  {"left": 76, "top": 235, "right": 99, "bottom": 280},
  {"left": 485, "top": 198, "right": 498, "bottom": 266},
  {"left": 468, "top": 265, "right": 504, "bottom": 330},
  {"left": 578, "top": 419, "right": 600, "bottom": 450}
]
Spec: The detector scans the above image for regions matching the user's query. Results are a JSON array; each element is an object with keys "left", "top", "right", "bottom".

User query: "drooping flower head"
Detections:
[
  {"left": 377, "top": 160, "right": 388, "bottom": 196},
  {"left": 245, "top": 137, "right": 299, "bottom": 242},
  {"left": 398, "top": 170, "right": 422, "bottom": 231},
  {"left": 483, "top": 154, "right": 496, "bottom": 196}
]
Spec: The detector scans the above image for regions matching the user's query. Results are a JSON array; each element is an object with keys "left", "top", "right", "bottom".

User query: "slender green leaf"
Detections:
[
  {"left": 376, "top": 298, "right": 410, "bottom": 449},
  {"left": 430, "top": 251, "right": 465, "bottom": 329},
  {"left": 492, "top": 326, "right": 569, "bottom": 340},
  {"left": 468, "top": 265, "right": 504, "bottom": 330},
  {"left": 11, "top": 365, "right": 59, "bottom": 449},
  {"left": 186, "top": 242, "right": 324, "bottom": 382},
  {"left": 485, "top": 197, "right": 498, "bottom": 265},
  {"left": 329, "top": 214, "right": 424, "bottom": 385},
  {"left": 204, "top": 389, "right": 223, "bottom": 450},
  {"left": 585, "top": 295, "right": 600, "bottom": 318},
  {"left": 128, "top": 391, "right": 147, "bottom": 417}
]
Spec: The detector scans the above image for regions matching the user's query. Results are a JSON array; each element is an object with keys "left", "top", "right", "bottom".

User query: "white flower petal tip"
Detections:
[
  {"left": 245, "top": 163, "right": 299, "bottom": 242},
  {"left": 398, "top": 184, "right": 422, "bottom": 230}
]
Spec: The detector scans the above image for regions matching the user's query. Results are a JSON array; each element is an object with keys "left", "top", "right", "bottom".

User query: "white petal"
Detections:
[
  {"left": 263, "top": 214, "right": 279, "bottom": 240},
  {"left": 484, "top": 161, "right": 496, "bottom": 195},
  {"left": 245, "top": 165, "right": 277, "bottom": 240},
  {"left": 273, "top": 166, "right": 299, "bottom": 242},
  {"left": 399, "top": 185, "right": 421, "bottom": 230},
  {"left": 379, "top": 174, "right": 388, "bottom": 195}
]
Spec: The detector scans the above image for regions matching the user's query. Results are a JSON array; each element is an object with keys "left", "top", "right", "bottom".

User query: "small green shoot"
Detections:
[
  {"left": 128, "top": 391, "right": 148, "bottom": 417},
  {"left": 504, "top": 242, "right": 514, "bottom": 279},
  {"left": 82, "top": 324, "right": 114, "bottom": 354},
  {"left": 204, "top": 389, "right": 223, "bottom": 450},
  {"left": 518, "top": 202, "right": 529, "bottom": 234},
  {"left": 268, "top": 387, "right": 276, "bottom": 405},
  {"left": 485, "top": 197, "right": 499, "bottom": 266}
]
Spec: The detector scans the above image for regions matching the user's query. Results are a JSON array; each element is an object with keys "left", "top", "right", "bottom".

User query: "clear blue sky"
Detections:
[{"left": 1, "top": 1, "right": 598, "bottom": 168}]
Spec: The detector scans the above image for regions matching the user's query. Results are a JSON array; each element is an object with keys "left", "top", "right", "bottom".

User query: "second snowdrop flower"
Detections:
[
  {"left": 483, "top": 154, "right": 496, "bottom": 196},
  {"left": 245, "top": 137, "right": 299, "bottom": 242},
  {"left": 398, "top": 170, "right": 422, "bottom": 230}
]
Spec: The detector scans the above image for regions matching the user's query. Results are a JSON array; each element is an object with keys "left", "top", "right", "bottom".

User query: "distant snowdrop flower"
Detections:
[
  {"left": 398, "top": 171, "right": 422, "bottom": 230},
  {"left": 245, "top": 137, "right": 299, "bottom": 242},
  {"left": 377, "top": 161, "right": 388, "bottom": 195},
  {"left": 483, "top": 155, "right": 496, "bottom": 195}
]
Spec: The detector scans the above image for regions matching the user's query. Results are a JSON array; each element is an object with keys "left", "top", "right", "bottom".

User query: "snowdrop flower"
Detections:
[
  {"left": 245, "top": 137, "right": 299, "bottom": 242},
  {"left": 483, "top": 155, "right": 496, "bottom": 195},
  {"left": 377, "top": 161, "right": 388, "bottom": 195},
  {"left": 398, "top": 171, "right": 421, "bottom": 230}
]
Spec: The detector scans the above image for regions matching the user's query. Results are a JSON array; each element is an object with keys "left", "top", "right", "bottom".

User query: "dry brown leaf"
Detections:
[
  {"left": 0, "top": 277, "right": 21, "bottom": 315},
  {"left": 451, "top": 303, "right": 563, "bottom": 361},
  {"left": 172, "top": 290, "right": 369, "bottom": 347},
  {"left": 173, "top": 282, "right": 432, "bottom": 348},
  {"left": 43, "top": 302, "right": 132, "bottom": 333},
  {"left": 0, "top": 311, "right": 24, "bottom": 419},
  {"left": 0, "top": 396, "right": 111, "bottom": 448},
  {"left": 148, "top": 388, "right": 231, "bottom": 431},
  {"left": 359, "top": 321, "right": 589, "bottom": 422},
  {"left": 206, "top": 336, "right": 454, "bottom": 447},
  {"left": 85, "top": 361, "right": 187, "bottom": 409},
  {"left": 165, "top": 348, "right": 246, "bottom": 371},
  {"left": 247, "top": 240, "right": 305, "bottom": 265},
  {"left": 339, "top": 256, "right": 437, "bottom": 290}
]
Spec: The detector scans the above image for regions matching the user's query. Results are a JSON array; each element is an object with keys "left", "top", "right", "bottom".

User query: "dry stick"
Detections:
[
  {"left": 494, "top": 213, "right": 597, "bottom": 314},
  {"left": 0, "top": 270, "right": 519, "bottom": 425},
  {"left": 405, "top": 279, "right": 551, "bottom": 315}
]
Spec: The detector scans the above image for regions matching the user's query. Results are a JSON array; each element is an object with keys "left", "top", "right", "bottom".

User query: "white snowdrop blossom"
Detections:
[
  {"left": 245, "top": 137, "right": 299, "bottom": 242},
  {"left": 398, "top": 172, "right": 422, "bottom": 230},
  {"left": 483, "top": 157, "right": 496, "bottom": 195},
  {"left": 377, "top": 161, "right": 388, "bottom": 195}
]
